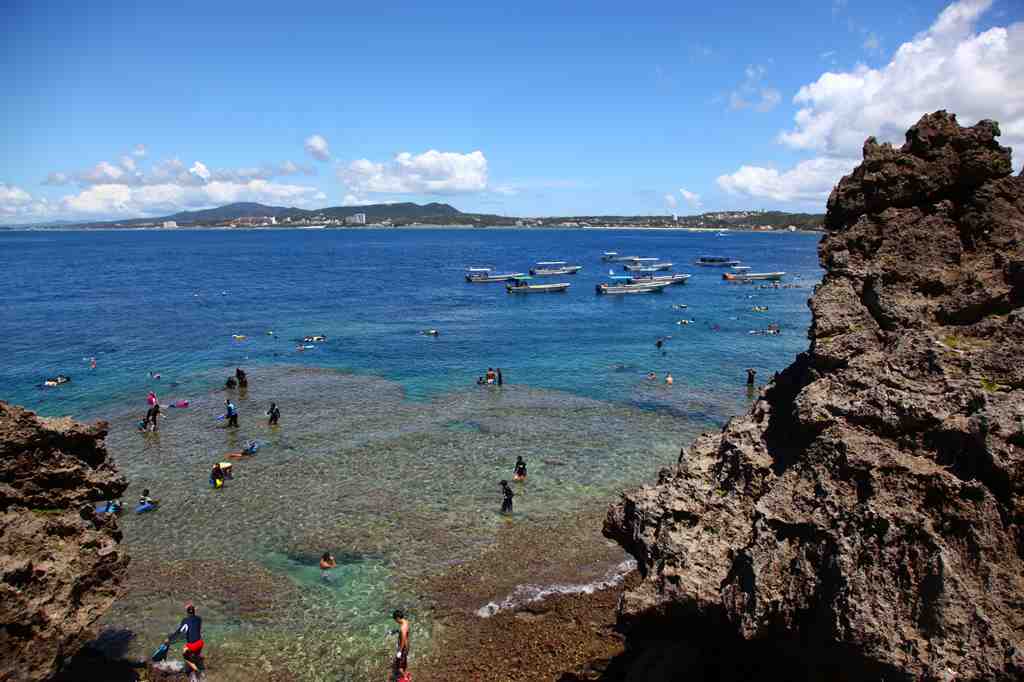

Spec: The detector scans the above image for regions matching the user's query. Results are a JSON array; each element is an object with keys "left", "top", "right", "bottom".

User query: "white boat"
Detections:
[
  {"left": 600, "top": 251, "right": 638, "bottom": 262},
  {"left": 506, "top": 276, "right": 570, "bottom": 293},
  {"left": 465, "top": 267, "right": 525, "bottom": 283},
  {"left": 596, "top": 277, "right": 671, "bottom": 295},
  {"left": 627, "top": 273, "right": 691, "bottom": 285},
  {"left": 623, "top": 261, "right": 673, "bottom": 272},
  {"left": 722, "top": 271, "right": 786, "bottom": 281},
  {"left": 695, "top": 256, "right": 742, "bottom": 267},
  {"left": 529, "top": 261, "right": 583, "bottom": 276}
]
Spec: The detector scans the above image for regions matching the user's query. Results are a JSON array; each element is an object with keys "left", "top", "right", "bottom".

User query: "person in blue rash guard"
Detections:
[{"left": 165, "top": 603, "right": 204, "bottom": 680}]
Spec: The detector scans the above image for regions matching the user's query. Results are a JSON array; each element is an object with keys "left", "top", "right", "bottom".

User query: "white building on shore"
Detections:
[{"left": 345, "top": 213, "right": 367, "bottom": 225}]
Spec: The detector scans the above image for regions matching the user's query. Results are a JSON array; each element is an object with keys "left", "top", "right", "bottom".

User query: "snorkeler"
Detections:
[
  {"left": 224, "top": 399, "right": 238, "bottom": 427},
  {"left": 320, "top": 552, "right": 337, "bottom": 581},
  {"left": 210, "top": 464, "right": 225, "bottom": 489},
  {"left": 500, "top": 480, "right": 514, "bottom": 514},
  {"left": 266, "top": 402, "right": 280, "bottom": 426},
  {"left": 164, "top": 604, "right": 204, "bottom": 682},
  {"left": 391, "top": 609, "right": 410, "bottom": 681},
  {"left": 513, "top": 456, "right": 527, "bottom": 481}
]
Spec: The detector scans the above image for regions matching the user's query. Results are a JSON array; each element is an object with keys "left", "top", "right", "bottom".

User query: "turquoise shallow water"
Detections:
[{"left": 0, "top": 228, "right": 821, "bottom": 679}]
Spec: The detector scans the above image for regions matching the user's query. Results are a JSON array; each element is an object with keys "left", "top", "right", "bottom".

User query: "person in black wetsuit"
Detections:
[
  {"left": 266, "top": 402, "right": 280, "bottom": 426},
  {"left": 500, "top": 480, "right": 514, "bottom": 514},
  {"left": 497, "top": 368, "right": 503, "bottom": 386},
  {"left": 144, "top": 403, "right": 161, "bottom": 432},
  {"left": 235, "top": 367, "right": 248, "bottom": 388},
  {"left": 513, "top": 456, "right": 527, "bottom": 481},
  {"left": 746, "top": 368, "right": 757, "bottom": 386},
  {"left": 165, "top": 604, "right": 204, "bottom": 680}
]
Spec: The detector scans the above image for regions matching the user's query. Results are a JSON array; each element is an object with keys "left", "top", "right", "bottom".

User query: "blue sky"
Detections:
[{"left": 2, "top": 0, "right": 1022, "bottom": 221}]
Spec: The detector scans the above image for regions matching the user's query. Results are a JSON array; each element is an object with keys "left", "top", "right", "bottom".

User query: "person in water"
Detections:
[
  {"left": 513, "top": 456, "right": 527, "bottom": 481},
  {"left": 485, "top": 368, "right": 496, "bottom": 384},
  {"left": 320, "top": 552, "right": 337, "bottom": 581},
  {"left": 144, "top": 403, "right": 161, "bottom": 432},
  {"left": 497, "top": 368, "right": 503, "bottom": 386},
  {"left": 391, "top": 609, "right": 410, "bottom": 681},
  {"left": 139, "top": 489, "right": 158, "bottom": 507},
  {"left": 224, "top": 399, "right": 238, "bottom": 427},
  {"left": 147, "top": 391, "right": 158, "bottom": 407},
  {"left": 746, "top": 368, "right": 757, "bottom": 386},
  {"left": 500, "top": 480, "right": 514, "bottom": 514},
  {"left": 225, "top": 376, "right": 237, "bottom": 389},
  {"left": 210, "top": 464, "right": 225, "bottom": 489},
  {"left": 646, "top": 371, "right": 657, "bottom": 381},
  {"left": 165, "top": 604, "right": 204, "bottom": 681},
  {"left": 267, "top": 402, "right": 280, "bottom": 426},
  {"left": 235, "top": 367, "right": 248, "bottom": 388},
  {"left": 665, "top": 372, "right": 674, "bottom": 386}
]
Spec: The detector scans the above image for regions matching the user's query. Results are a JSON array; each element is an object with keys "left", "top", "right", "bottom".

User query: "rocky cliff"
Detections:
[
  {"left": 0, "top": 402, "right": 129, "bottom": 681},
  {"left": 604, "top": 112, "right": 1024, "bottom": 681}
]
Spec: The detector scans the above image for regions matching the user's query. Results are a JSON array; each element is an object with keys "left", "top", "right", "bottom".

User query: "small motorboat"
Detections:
[
  {"left": 596, "top": 277, "right": 671, "bottom": 295},
  {"left": 600, "top": 251, "right": 638, "bottom": 262},
  {"left": 627, "top": 273, "right": 691, "bottom": 285},
  {"left": 43, "top": 374, "right": 71, "bottom": 387},
  {"left": 529, "top": 261, "right": 583, "bottom": 276},
  {"left": 506, "top": 276, "right": 570, "bottom": 293},
  {"left": 622, "top": 258, "right": 672, "bottom": 272},
  {"left": 723, "top": 271, "right": 786, "bottom": 282},
  {"left": 303, "top": 335, "right": 327, "bottom": 342},
  {"left": 465, "top": 267, "right": 525, "bottom": 283},
  {"left": 695, "top": 256, "right": 742, "bottom": 267}
]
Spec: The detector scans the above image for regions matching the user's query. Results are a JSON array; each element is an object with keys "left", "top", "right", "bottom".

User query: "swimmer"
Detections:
[
  {"left": 500, "top": 480, "right": 514, "bottom": 514},
  {"left": 149, "top": 371, "right": 161, "bottom": 380},
  {"left": 139, "top": 489, "right": 158, "bottom": 507},
  {"left": 513, "top": 456, "right": 527, "bottom": 481},
  {"left": 665, "top": 373, "right": 674, "bottom": 386},
  {"left": 646, "top": 371, "right": 657, "bottom": 380},
  {"left": 89, "top": 357, "right": 97, "bottom": 369},
  {"left": 676, "top": 319, "right": 693, "bottom": 326},
  {"left": 319, "top": 552, "right": 337, "bottom": 581},
  {"left": 210, "top": 464, "right": 225, "bottom": 489},
  {"left": 419, "top": 329, "right": 439, "bottom": 336}
]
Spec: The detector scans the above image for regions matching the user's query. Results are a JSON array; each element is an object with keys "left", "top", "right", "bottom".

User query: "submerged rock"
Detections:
[
  {"left": 0, "top": 402, "right": 129, "bottom": 681},
  {"left": 604, "top": 112, "right": 1024, "bottom": 681}
]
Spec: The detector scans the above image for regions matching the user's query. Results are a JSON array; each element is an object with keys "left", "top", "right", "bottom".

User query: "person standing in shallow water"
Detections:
[
  {"left": 224, "top": 399, "right": 238, "bottom": 427},
  {"left": 746, "top": 368, "right": 757, "bottom": 386},
  {"left": 235, "top": 367, "right": 248, "bottom": 388},
  {"left": 165, "top": 603, "right": 204, "bottom": 682},
  {"left": 500, "top": 480, "right": 514, "bottom": 513},
  {"left": 266, "top": 402, "right": 280, "bottom": 426},
  {"left": 497, "top": 368, "right": 503, "bottom": 386},
  {"left": 391, "top": 609, "right": 410, "bottom": 681},
  {"left": 319, "top": 552, "right": 337, "bottom": 581},
  {"left": 513, "top": 456, "right": 527, "bottom": 481}
]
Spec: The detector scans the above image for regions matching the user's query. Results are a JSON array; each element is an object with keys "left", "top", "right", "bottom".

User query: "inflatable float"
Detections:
[{"left": 135, "top": 502, "right": 157, "bottom": 514}]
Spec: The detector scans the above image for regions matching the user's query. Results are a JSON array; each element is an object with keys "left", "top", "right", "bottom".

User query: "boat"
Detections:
[
  {"left": 627, "top": 273, "right": 691, "bottom": 285},
  {"left": 506, "top": 276, "right": 570, "bottom": 293},
  {"left": 600, "top": 251, "right": 638, "bottom": 262},
  {"left": 731, "top": 265, "right": 751, "bottom": 271},
  {"left": 596, "top": 276, "right": 672, "bottom": 295},
  {"left": 623, "top": 261, "right": 673, "bottom": 272},
  {"left": 465, "top": 267, "right": 525, "bottom": 283},
  {"left": 722, "top": 271, "right": 786, "bottom": 281},
  {"left": 695, "top": 256, "right": 742, "bottom": 267},
  {"left": 529, "top": 261, "right": 583, "bottom": 276}
]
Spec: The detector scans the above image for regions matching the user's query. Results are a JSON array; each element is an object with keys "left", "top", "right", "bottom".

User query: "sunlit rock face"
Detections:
[
  {"left": 605, "top": 112, "right": 1024, "bottom": 681},
  {"left": 0, "top": 402, "right": 129, "bottom": 681}
]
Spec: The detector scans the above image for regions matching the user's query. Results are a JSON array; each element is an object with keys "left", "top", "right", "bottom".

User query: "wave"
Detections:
[{"left": 475, "top": 559, "right": 636, "bottom": 618}]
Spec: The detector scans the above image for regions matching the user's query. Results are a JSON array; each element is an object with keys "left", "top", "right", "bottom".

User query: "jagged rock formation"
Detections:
[
  {"left": 0, "top": 402, "right": 129, "bottom": 681},
  {"left": 604, "top": 112, "right": 1024, "bottom": 681}
]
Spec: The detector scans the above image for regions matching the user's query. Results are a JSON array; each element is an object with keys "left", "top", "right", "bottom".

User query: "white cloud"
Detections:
[
  {"left": 778, "top": 0, "right": 1023, "bottom": 157},
  {"left": 62, "top": 183, "right": 133, "bottom": 214},
  {"left": 728, "top": 64, "right": 781, "bottom": 112},
  {"left": 304, "top": 134, "right": 330, "bottom": 161},
  {"left": 716, "top": 157, "right": 858, "bottom": 203},
  {"left": 342, "top": 193, "right": 366, "bottom": 206},
  {"left": 132, "top": 144, "right": 147, "bottom": 157},
  {"left": 43, "top": 172, "right": 70, "bottom": 186},
  {"left": 0, "top": 183, "right": 33, "bottom": 211},
  {"left": 80, "top": 161, "right": 125, "bottom": 184},
  {"left": 663, "top": 193, "right": 678, "bottom": 208},
  {"left": 120, "top": 155, "right": 137, "bottom": 172},
  {"left": 189, "top": 161, "right": 211, "bottom": 182},
  {"left": 0, "top": 183, "right": 54, "bottom": 220},
  {"left": 679, "top": 188, "right": 703, "bottom": 208},
  {"left": 341, "top": 149, "right": 488, "bottom": 195}
]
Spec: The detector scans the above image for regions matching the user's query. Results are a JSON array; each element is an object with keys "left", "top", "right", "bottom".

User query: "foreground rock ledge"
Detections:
[
  {"left": 0, "top": 402, "right": 129, "bottom": 682},
  {"left": 604, "top": 112, "right": 1024, "bottom": 681}
]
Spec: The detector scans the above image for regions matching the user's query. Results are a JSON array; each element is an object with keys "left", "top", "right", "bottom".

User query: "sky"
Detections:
[{"left": 2, "top": 0, "right": 1022, "bottom": 222}]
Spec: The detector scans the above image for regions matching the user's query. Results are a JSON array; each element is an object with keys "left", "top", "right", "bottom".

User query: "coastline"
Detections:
[{"left": 1, "top": 224, "right": 823, "bottom": 234}]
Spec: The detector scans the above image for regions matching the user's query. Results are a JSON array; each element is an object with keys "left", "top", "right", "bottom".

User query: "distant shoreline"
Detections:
[{"left": 1, "top": 224, "right": 824, "bottom": 234}]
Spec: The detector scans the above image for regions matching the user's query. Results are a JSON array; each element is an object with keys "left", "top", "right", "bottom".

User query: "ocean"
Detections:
[{"left": 0, "top": 227, "right": 821, "bottom": 680}]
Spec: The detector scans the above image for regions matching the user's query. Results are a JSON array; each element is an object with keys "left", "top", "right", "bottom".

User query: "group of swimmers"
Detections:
[{"left": 646, "top": 371, "right": 673, "bottom": 385}]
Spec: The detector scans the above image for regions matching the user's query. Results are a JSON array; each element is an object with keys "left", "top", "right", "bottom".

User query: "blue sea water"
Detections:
[
  {"left": 0, "top": 228, "right": 819, "bottom": 419},
  {"left": 0, "top": 227, "right": 822, "bottom": 680}
]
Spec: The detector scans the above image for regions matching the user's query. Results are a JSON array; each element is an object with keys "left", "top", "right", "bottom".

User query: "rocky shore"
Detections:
[
  {"left": 602, "top": 112, "right": 1024, "bottom": 680},
  {"left": 1, "top": 402, "right": 129, "bottom": 681}
]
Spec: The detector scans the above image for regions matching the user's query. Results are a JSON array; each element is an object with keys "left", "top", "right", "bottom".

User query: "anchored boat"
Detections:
[
  {"left": 722, "top": 271, "right": 786, "bottom": 281},
  {"left": 465, "top": 267, "right": 525, "bottom": 283},
  {"left": 622, "top": 257, "right": 672, "bottom": 272},
  {"left": 529, "top": 261, "right": 583, "bottom": 276},
  {"left": 600, "top": 251, "right": 639, "bottom": 262},
  {"left": 695, "top": 256, "right": 742, "bottom": 267},
  {"left": 596, "top": 276, "right": 672, "bottom": 295},
  {"left": 627, "top": 273, "right": 691, "bottom": 285},
  {"left": 506, "top": 276, "right": 571, "bottom": 293}
]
